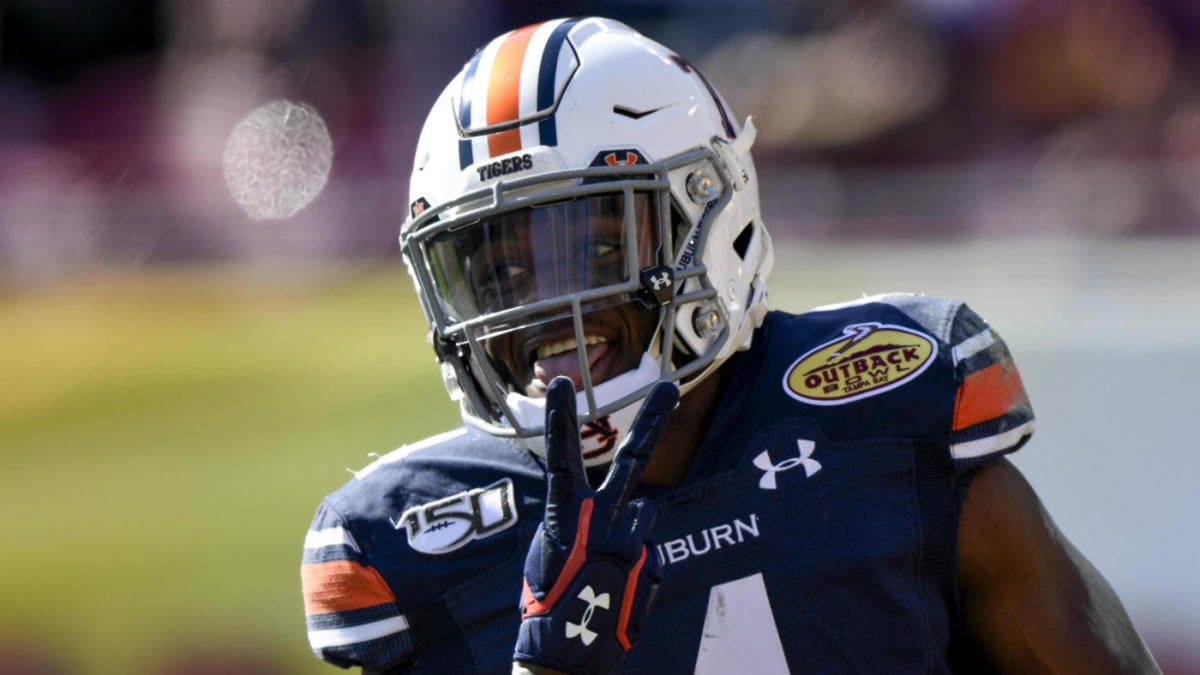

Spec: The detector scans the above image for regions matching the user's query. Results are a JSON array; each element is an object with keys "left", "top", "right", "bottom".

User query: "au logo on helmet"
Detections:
[{"left": 784, "top": 323, "right": 937, "bottom": 405}]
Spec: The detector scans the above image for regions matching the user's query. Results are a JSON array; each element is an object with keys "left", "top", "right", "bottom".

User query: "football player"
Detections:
[{"left": 301, "top": 17, "right": 1161, "bottom": 674}]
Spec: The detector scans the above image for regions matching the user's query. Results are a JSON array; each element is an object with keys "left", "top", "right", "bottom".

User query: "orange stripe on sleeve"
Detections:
[
  {"left": 486, "top": 24, "right": 540, "bottom": 158},
  {"left": 302, "top": 560, "right": 396, "bottom": 616},
  {"left": 953, "top": 360, "right": 1028, "bottom": 431}
]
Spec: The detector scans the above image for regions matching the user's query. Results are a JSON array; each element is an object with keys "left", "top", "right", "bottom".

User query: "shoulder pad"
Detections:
[{"left": 811, "top": 293, "right": 961, "bottom": 343}]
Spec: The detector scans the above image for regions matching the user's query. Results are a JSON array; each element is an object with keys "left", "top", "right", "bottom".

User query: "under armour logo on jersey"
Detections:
[
  {"left": 753, "top": 439, "right": 821, "bottom": 490},
  {"left": 565, "top": 585, "right": 610, "bottom": 646}
]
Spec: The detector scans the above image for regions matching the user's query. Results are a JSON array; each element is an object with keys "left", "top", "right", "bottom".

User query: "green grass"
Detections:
[{"left": 0, "top": 264, "right": 461, "bottom": 674}]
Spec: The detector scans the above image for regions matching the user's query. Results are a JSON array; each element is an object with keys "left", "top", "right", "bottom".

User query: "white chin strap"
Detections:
[{"left": 506, "top": 353, "right": 662, "bottom": 467}]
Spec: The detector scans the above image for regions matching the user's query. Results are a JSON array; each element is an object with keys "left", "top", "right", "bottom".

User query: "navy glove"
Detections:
[{"left": 514, "top": 376, "right": 679, "bottom": 674}]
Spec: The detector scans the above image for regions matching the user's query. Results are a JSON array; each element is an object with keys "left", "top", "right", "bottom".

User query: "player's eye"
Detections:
[
  {"left": 590, "top": 241, "right": 619, "bottom": 258},
  {"left": 477, "top": 263, "right": 530, "bottom": 310},
  {"left": 493, "top": 263, "right": 528, "bottom": 287}
]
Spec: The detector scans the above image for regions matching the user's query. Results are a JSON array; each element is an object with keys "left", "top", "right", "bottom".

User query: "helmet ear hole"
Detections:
[{"left": 732, "top": 221, "right": 754, "bottom": 260}]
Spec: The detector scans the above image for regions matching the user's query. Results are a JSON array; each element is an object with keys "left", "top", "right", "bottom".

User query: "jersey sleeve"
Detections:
[
  {"left": 947, "top": 304, "right": 1035, "bottom": 466},
  {"left": 301, "top": 500, "right": 413, "bottom": 671}
]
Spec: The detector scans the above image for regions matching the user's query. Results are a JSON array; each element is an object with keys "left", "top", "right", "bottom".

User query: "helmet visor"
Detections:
[{"left": 425, "top": 192, "right": 660, "bottom": 325}]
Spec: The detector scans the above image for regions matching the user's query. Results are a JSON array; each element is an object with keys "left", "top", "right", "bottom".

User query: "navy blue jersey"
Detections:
[{"left": 301, "top": 295, "right": 1034, "bottom": 673}]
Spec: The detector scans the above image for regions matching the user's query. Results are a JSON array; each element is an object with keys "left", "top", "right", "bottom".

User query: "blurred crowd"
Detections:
[{"left": 3, "top": 0, "right": 1200, "bottom": 281}]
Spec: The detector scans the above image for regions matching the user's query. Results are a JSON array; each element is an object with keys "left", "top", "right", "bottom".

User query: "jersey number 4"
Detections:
[{"left": 695, "top": 573, "right": 789, "bottom": 674}]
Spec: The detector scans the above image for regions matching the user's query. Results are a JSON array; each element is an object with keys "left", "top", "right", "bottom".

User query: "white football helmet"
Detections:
[{"left": 400, "top": 17, "right": 773, "bottom": 466}]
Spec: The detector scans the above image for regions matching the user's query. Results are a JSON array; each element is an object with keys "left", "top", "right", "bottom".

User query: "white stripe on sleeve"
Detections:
[
  {"left": 952, "top": 329, "right": 995, "bottom": 365},
  {"left": 950, "top": 420, "right": 1035, "bottom": 460},
  {"left": 308, "top": 615, "right": 410, "bottom": 650},
  {"left": 304, "top": 526, "right": 361, "bottom": 554}
]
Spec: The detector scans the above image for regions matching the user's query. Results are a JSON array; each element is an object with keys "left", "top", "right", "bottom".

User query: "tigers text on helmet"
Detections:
[{"left": 400, "top": 17, "right": 774, "bottom": 466}]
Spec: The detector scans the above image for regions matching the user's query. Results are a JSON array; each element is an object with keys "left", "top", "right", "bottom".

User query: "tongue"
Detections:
[{"left": 534, "top": 342, "right": 610, "bottom": 387}]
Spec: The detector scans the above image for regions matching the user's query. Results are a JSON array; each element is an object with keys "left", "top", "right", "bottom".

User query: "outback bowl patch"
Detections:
[{"left": 784, "top": 322, "right": 937, "bottom": 405}]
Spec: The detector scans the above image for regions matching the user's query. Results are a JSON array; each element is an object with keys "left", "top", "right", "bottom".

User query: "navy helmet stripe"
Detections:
[
  {"left": 458, "top": 49, "right": 484, "bottom": 130},
  {"left": 535, "top": 19, "right": 577, "bottom": 148},
  {"left": 457, "top": 49, "right": 485, "bottom": 169},
  {"left": 458, "top": 139, "right": 473, "bottom": 170},
  {"left": 694, "top": 66, "right": 735, "bottom": 139},
  {"left": 668, "top": 54, "right": 736, "bottom": 139}
]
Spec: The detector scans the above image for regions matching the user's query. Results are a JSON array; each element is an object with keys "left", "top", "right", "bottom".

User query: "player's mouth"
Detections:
[{"left": 528, "top": 334, "right": 613, "bottom": 390}]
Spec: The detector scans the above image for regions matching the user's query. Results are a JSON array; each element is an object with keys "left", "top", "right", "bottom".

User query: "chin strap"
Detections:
[{"left": 507, "top": 353, "right": 662, "bottom": 468}]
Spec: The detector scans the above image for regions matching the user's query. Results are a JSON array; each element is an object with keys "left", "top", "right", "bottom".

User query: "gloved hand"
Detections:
[{"left": 513, "top": 376, "right": 678, "bottom": 674}]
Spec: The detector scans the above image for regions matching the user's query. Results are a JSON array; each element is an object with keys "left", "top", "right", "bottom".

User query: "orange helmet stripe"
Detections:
[{"left": 487, "top": 23, "right": 542, "bottom": 158}]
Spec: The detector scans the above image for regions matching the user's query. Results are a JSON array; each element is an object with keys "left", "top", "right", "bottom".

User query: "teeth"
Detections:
[{"left": 536, "top": 335, "right": 608, "bottom": 360}]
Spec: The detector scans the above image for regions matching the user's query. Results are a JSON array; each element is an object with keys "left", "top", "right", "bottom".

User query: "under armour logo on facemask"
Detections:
[
  {"left": 637, "top": 266, "right": 675, "bottom": 309},
  {"left": 753, "top": 439, "right": 821, "bottom": 490},
  {"left": 565, "top": 585, "right": 611, "bottom": 646}
]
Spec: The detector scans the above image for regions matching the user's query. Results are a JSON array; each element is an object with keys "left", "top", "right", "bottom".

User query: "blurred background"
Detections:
[{"left": 1, "top": 0, "right": 1197, "bottom": 673}]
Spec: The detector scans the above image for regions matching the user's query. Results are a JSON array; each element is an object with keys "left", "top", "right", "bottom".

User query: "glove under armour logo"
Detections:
[{"left": 565, "top": 585, "right": 611, "bottom": 646}]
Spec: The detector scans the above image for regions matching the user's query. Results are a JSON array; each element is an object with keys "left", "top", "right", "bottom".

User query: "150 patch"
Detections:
[
  {"left": 391, "top": 478, "right": 518, "bottom": 555},
  {"left": 784, "top": 322, "right": 937, "bottom": 405}
]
